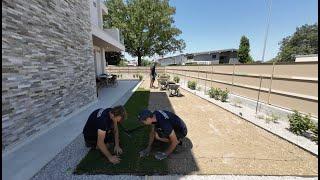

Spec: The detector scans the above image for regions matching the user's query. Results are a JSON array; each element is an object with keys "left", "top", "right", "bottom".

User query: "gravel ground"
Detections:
[
  {"left": 31, "top": 79, "right": 318, "bottom": 179},
  {"left": 179, "top": 83, "right": 318, "bottom": 156},
  {"left": 31, "top": 134, "right": 143, "bottom": 180},
  {"left": 142, "top": 79, "right": 318, "bottom": 176},
  {"left": 151, "top": 175, "right": 318, "bottom": 180}
]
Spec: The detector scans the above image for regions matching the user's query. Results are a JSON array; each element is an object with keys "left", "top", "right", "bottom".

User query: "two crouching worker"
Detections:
[
  {"left": 138, "top": 109, "right": 188, "bottom": 160},
  {"left": 83, "top": 105, "right": 127, "bottom": 164}
]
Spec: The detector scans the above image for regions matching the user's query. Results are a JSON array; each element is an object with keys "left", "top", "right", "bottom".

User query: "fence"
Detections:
[
  {"left": 107, "top": 62, "right": 318, "bottom": 118},
  {"left": 106, "top": 66, "right": 165, "bottom": 79}
]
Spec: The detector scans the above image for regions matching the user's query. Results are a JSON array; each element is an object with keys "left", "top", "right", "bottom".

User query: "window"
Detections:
[
  {"left": 186, "top": 54, "right": 194, "bottom": 59},
  {"left": 93, "top": 1, "right": 96, "bottom": 7},
  {"left": 219, "top": 56, "right": 229, "bottom": 64},
  {"left": 212, "top": 54, "right": 216, "bottom": 59}
]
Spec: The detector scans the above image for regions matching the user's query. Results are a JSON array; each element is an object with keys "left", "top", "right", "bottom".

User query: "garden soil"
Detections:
[{"left": 140, "top": 79, "right": 318, "bottom": 176}]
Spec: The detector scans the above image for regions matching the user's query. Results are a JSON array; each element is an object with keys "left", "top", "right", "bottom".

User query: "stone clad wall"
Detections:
[{"left": 2, "top": 0, "right": 97, "bottom": 150}]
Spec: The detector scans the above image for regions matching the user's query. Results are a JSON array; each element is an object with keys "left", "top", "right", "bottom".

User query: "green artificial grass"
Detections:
[{"left": 74, "top": 88, "right": 169, "bottom": 175}]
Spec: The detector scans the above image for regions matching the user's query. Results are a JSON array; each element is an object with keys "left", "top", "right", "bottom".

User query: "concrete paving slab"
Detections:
[{"left": 2, "top": 80, "right": 140, "bottom": 180}]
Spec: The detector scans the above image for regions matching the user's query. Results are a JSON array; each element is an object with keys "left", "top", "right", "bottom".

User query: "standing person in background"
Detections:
[{"left": 150, "top": 63, "right": 157, "bottom": 88}]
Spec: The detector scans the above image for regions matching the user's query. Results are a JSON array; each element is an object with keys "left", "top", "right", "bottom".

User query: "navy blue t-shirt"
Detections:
[
  {"left": 154, "top": 110, "right": 187, "bottom": 138},
  {"left": 83, "top": 108, "right": 114, "bottom": 139}
]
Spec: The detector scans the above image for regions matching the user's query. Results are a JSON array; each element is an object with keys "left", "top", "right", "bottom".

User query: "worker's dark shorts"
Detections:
[
  {"left": 176, "top": 128, "right": 188, "bottom": 140},
  {"left": 157, "top": 127, "right": 187, "bottom": 141},
  {"left": 83, "top": 130, "right": 114, "bottom": 148},
  {"left": 151, "top": 74, "right": 156, "bottom": 81}
]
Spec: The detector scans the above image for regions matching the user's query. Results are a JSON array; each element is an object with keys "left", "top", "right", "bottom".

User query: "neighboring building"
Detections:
[
  {"left": 157, "top": 49, "right": 239, "bottom": 66},
  {"left": 157, "top": 54, "right": 186, "bottom": 66},
  {"left": 127, "top": 60, "right": 138, "bottom": 66},
  {"left": 295, "top": 54, "right": 318, "bottom": 62},
  {"left": 2, "top": 0, "right": 124, "bottom": 151}
]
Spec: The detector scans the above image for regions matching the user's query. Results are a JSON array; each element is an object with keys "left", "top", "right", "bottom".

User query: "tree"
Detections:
[
  {"left": 118, "top": 59, "right": 128, "bottom": 66},
  {"left": 141, "top": 58, "right": 152, "bottom": 66},
  {"left": 105, "top": 52, "right": 123, "bottom": 65},
  {"left": 276, "top": 23, "right": 318, "bottom": 62},
  {"left": 238, "top": 36, "right": 253, "bottom": 63},
  {"left": 104, "top": 0, "right": 185, "bottom": 66}
]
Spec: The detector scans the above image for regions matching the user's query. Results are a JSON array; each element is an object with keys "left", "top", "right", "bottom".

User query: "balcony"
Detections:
[
  {"left": 90, "top": 0, "right": 125, "bottom": 51},
  {"left": 92, "top": 25, "right": 125, "bottom": 51},
  {"left": 103, "top": 28, "right": 124, "bottom": 45}
]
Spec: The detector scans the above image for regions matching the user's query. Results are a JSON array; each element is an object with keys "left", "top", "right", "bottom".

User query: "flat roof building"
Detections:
[
  {"left": 295, "top": 54, "right": 318, "bottom": 62},
  {"left": 157, "top": 49, "right": 239, "bottom": 66}
]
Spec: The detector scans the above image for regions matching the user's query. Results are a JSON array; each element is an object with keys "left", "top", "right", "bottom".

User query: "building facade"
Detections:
[
  {"left": 295, "top": 54, "right": 318, "bottom": 62},
  {"left": 157, "top": 49, "right": 239, "bottom": 66},
  {"left": 90, "top": 0, "right": 125, "bottom": 75},
  {"left": 157, "top": 54, "right": 186, "bottom": 66},
  {"left": 2, "top": 0, "right": 124, "bottom": 151}
]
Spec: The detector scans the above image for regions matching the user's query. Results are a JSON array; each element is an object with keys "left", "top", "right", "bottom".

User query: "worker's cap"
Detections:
[{"left": 137, "top": 109, "right": 153, "bottom": 121}]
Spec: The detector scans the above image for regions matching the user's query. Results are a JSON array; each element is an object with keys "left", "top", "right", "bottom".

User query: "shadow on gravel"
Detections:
[{"left": 148, "top": 91, "right": 199, "bottom": 175}]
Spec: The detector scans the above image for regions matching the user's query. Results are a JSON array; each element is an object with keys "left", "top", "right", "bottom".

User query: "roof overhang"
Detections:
[{"left": 91, "top": 26, "right": 125, "bottom": 52}]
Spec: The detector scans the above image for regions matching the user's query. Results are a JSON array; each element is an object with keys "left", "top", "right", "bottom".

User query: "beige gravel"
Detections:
[{"left": 140, "top": 79, "right": 318, "bottom": 176}]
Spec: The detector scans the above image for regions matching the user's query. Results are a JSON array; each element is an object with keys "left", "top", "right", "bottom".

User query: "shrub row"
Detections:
[
  {"left": 288, "top": 110, "right": 318, "bottom": 143},
  {"left": 133, "top": 74, "right": 143, "bottom": 80},
  {"left": 173, "top": 76, "right": 180, "bottom": 83},
  {"left": 187, "top": 81, "right": 196, "bottom": 90},
  {"left": 208, "top": 87, "right": 229, "bottom": 102}
]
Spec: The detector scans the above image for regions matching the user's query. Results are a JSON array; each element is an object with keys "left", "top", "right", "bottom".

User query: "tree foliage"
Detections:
[
  {"left": 104, "top": 0, "right": 186, "bottom": 66},
  {"left": 105, "top": 51, "right": 123, "bottom": 65},
  {"left": 276, "top": 23, "right": 318, "bottom": 62},
  {"left": 141, "top": 58, "right": 153, "bottom": 66},
  {"left": 117, "top": 59, "right": 128, "bottom": 66},
  {"left": 238, "top": 36, "right": 253, "bottom": 63}
]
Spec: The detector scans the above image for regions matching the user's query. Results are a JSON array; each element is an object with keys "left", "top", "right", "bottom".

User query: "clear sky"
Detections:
[{"left": 125, "top": 0, "right": 318, "bottom": 61}]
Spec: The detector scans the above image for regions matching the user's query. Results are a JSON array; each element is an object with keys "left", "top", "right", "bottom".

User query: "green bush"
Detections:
[
  {"left": 208, "top": 87, "right": 220, "bottom": 100},
  {"left": 173, "top": 76, "right": 180, "bottom": 83},
  {"left": 265, "top": 112, "right": 280, "bottom": 123},
  {"left": 288, "top": 110, "right": 313, "bottom": 135},
  {"left": 159, "top": 74, "right": 170, "bottom": 78},
  {"left": 208, "top": 87, "right": 215, "bottom": 98},
  {"left": 187, "top": 81, "right": 196, "bottom": 90},
  {"left": 213, "top": 88, "right": 221, "bottom": 100},
  {"left": 310, "top": 122, "right": 318, "bottom": 144},
  {"left": 220, "top": 89, "right": 229, "bottom": 102}
]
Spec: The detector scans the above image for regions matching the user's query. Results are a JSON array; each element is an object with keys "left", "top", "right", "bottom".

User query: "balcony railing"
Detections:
[
  {"left": 119, "top": 30, "right": 124, "bottom": 45},
  {"left": 103, "top": 28, "right": 124, "bottom": 45}
]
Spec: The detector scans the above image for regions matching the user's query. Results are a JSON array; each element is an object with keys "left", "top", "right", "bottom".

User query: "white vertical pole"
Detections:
[{"left": 261, "top": 0, "right": 272, "bottom": 62}]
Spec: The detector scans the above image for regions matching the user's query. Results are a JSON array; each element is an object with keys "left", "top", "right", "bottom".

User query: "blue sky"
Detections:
[{"left": 125, "top": 0, "right": 318, "bottom": 61}]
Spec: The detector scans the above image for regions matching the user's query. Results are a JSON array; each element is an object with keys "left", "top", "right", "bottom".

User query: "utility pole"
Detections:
[{"left": 261, "top": 0, "right": 272, "bottom": 62}]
